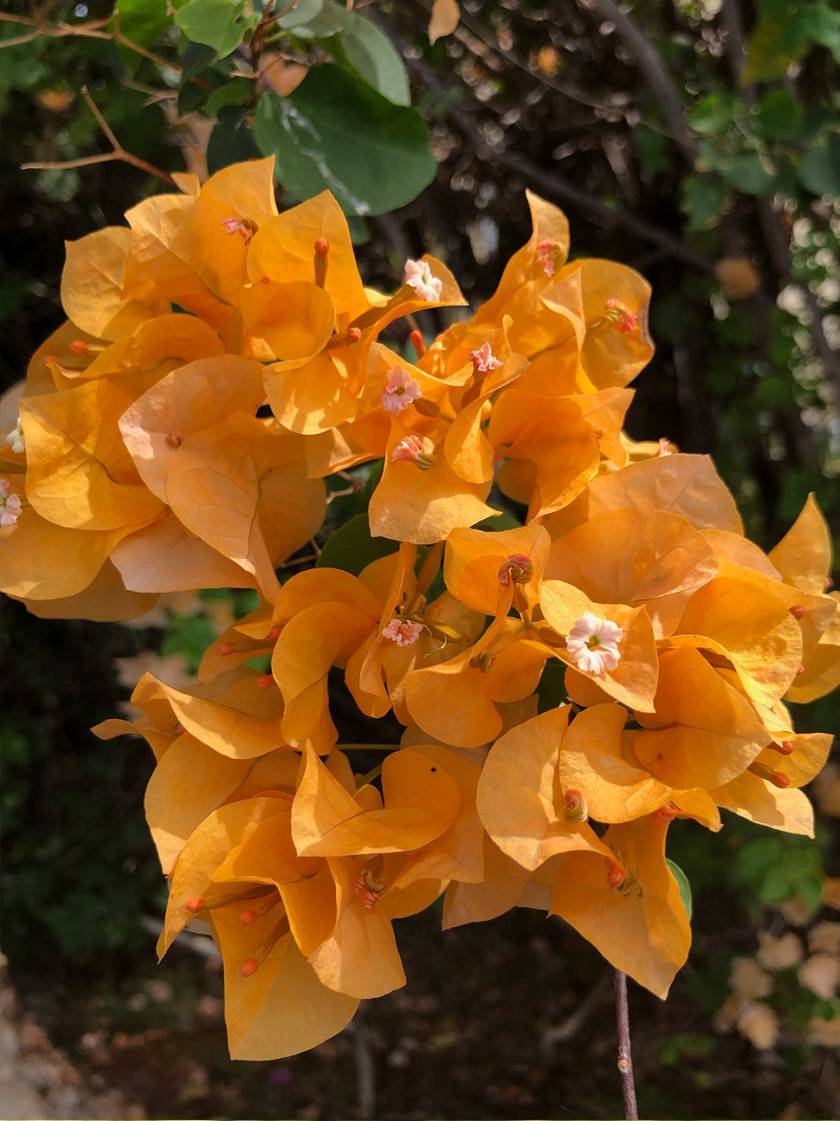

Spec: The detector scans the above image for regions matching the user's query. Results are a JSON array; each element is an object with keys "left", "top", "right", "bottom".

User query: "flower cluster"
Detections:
[{"left": 3, "top": 159, "right": 837, "bottom": 1061}]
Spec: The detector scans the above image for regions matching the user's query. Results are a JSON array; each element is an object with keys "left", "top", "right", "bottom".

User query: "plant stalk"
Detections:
[{"left": 614, "top": 969, "right": 639, "bottom": 1120}]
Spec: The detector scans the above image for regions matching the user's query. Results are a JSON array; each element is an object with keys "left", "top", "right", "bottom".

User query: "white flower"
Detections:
[
  {"left": 5, "top": 418, "right": 24, "bottom": 455},
  {"left": 403, "top": 258, "right": 442, "bottom": 302},
  {"left": 381, "top": 367, "right": 423, "bottom": 414},
  {"left": 382, "top": 618, "right": 424, "bottom": 646},
  {"left": 566, "top": 612, "right": 623, "bottom": 675},
  {"left": 470, "top": 342, "right": 502, "bottom": 373},
  {"left": 0, "top": 478, "right": 22, "bottom": 528}
]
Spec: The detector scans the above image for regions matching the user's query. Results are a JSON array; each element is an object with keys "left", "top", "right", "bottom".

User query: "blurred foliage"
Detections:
[{"left": 0, "top": 0, "right": 838, "bottom": 1111}]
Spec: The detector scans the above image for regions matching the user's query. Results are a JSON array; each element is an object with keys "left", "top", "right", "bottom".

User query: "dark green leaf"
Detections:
[
  {"left": 680, "top": 173, "right": 727, "bottom": 231},
  {"left": 475, "top": 509, "right": 522, "bottom": 531},
  {"left": 754, "top": 90, "right": 803, "bottom": 140},
  {"left": 175, "top": 0, "right": 257, "bottom": 58},
  {"left": 207, "top": 105, "right": 260, "bottom": 174},
  {"left": 115, "top": 0, "right": 180, "bottom": 51},
  {"left": 254, "top": 67, "right": 437, "bottom": 216},
  {"left": 798, "top": 133, "right": 840, "bottom": 195},
  {"left": 317, "top": 512, "right": 398, "bottom": 574},
  {"left": 179, "top": 40, "right": 218, "bottom": 82},
  {"left": 687, "top": 93, "right": 739, "bottom": 135},
  {"left": 205, "top": 80, "right": 253, "bottom": 116},
  {"left": 347, "top": 215, "right": 371, "bottom": 245},
  {"left": 722, "top": 152, "right": 779, "bottom": 197},
  {"left": 633, "top": 125, "right": 672, "bottom": 178},
  {"left": 667, "top": 859, "right": 693, "bottom": 921},
  {"left": 537, "top": 661, "right": 566, "bottom": 713},
  {"left": 800, "top": 0, "right": 840, "bottom": 63}
]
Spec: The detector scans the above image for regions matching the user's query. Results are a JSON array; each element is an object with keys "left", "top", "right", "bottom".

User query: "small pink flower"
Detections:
[
  {"left": 604, "top": 298, "right": 639, "bottom": 334},
  {"left": 470, "top": 342, "right": 503, "bottom": 373},
  {"left": 566, "top": 612, "right": 623, "bottom": 676},
  {"left": 0, "top": 479, "right": 22, "bottom": 528},
  {"left": 382, "top": 618, "right": 425, "bottom": 646},
  {"left": 403, "top": 258, "right": 442, "bottom": 302},
  {"left": 221, "top": 216, "right": 257, "bottom": 244},
  {"left": 382, "top": 367, "right": 423, "bottom": 414},
  {"left": 536, "top": 240, "right": 560, "bottom": 277},
  {"left": 391, "top": 434, "right": 436, "bottom": 469}
]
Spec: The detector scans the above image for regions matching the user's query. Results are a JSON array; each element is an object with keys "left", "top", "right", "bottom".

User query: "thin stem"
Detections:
[
  {"left": 81, "top": 85, "right": 120, "bottom": 150},
  {"left": 22, "top": 84, "right": 176, "bottom": 187},
  {"left": 613, "top": 969, "right": 639, "bottom": 1121}
]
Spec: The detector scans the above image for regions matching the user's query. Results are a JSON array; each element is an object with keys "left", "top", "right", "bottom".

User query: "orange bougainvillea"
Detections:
[{"left": 2, "top": 158, "right": 836, "bottom": 1061}]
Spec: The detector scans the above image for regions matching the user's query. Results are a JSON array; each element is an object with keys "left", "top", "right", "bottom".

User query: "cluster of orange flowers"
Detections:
[{"left": 2, "top": 158, "right": 838, "bottom": 1061}]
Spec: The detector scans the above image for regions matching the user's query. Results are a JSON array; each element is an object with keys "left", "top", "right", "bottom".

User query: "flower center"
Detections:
[
  {"left": 566, "top": 613, "right": 624, "bottom": 676},
  {"left": 391, "top": 434, "right": 436, "bottom": 470},
  {"left": 382, "top": 368, "right": 423, "bottom": 414},
  {"left": 221, "top": 216, "right": 257, "bottom": 244},
  {"left": 403, "top": 258, "right": 443, "bottom": 302}
]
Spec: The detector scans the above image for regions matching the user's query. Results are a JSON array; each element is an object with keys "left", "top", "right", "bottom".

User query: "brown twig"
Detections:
[
  {"left": 585, "top": 0, "right": 699, "bottom": 162},
  {"left": 614, "top": 970, "right": 639, "bottom": 1120},
  {"left": 22, "top": 85, "right": 176, "bottom": 186}
]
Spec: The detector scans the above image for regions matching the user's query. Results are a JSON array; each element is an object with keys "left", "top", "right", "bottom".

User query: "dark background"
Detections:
[{"left": 1, "top": 1, "right": 838, "bottom": 1118}]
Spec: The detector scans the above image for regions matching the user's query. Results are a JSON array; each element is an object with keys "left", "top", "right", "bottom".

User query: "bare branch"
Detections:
[
  {"left": 22, "top": 85, "right": 177, "bottom": 187},
  {"left": 614, "top": 970, "right": 639, "bottom": 1120},
  {"left": 585, "top": 0, "right": 698, "bottom": 161}
]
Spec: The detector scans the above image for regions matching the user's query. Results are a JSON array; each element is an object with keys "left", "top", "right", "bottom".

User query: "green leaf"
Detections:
[
  {"left": 537, "top": 661, "right": 567, "bottom": 713},
  {"left": 722, "top": 152, "right": 779, "bottom": 197},
  {"left": 634, "top": 125, "right": 672, "bottom": 178},
  {"left": 284, "top": 1, "right": 345, "bottom": 38},
  {"left": 206, "top": 105, "right": 260, "bottom": 174},
  {"left": 180, "top": 40, "right": 218, "bottom": 82},
  {"left": 687, "top": 93, "right": 739, "bottom": 135},
  {"left": 754, "top": 90, "right": 803, "bottom": 140},
  {"left": 162, "top": 612, "right": 217, "bottom": 672},
  {"left": 254, "top": 67, "right": 437, "bottom": 216},
  {"left": 798, "top": 133, "right": 840, "bottom": 195},
  {"left": 175, "top": 0, "right": 257, "bottom": 58},
  {"left": 317, "top": 512, "right": 398, "bottom": 574},
  {"left": 680, "top": 173, "right": 727, "bottom": 231},
  {"left": 476, "top": 509, "right": 522, "bottom": 531},
  {"left": 667, "top": 859, "right": 693, "bottom": 921},
  {"left": 742, "top": 0, "right": 812, "bottom": 82},
  {"left": 115, "top": 0, "right": 182, "bottom": 50},
  {"left": 278, "top": 0, "right": 327, "bottom": 31},
  {"left": 205, "top": 80, "right": 253, "bottom": 116},
  {"left": 800, "top": 1, "right": 840, "bottom": 63},
  {"left": 331, "top": 10, "right": 411, "bottom": 106}
]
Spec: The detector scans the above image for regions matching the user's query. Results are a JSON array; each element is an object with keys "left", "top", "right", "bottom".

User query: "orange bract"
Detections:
[{"left": 3, "top": 160, "right": 834, "bottom": 1062}]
